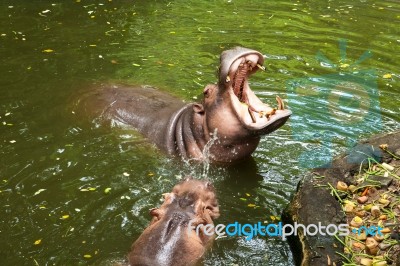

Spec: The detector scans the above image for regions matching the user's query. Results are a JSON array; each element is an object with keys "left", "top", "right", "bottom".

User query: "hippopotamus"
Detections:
[
  {"left": 128, "top": 178, "right": 219, "bottom": 266},
  {"left": 73, "top": 47, "right": 291, "bottom": 162}
]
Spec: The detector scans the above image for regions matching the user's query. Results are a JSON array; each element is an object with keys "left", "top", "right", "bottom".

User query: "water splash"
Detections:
[{"left": 201, "top": 128, "right": 218, "bottom": 178}]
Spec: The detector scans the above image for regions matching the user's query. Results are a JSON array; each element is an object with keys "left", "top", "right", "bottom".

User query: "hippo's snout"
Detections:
[{"left": 128, "top": 178, "right": 219, "bottom": 266}]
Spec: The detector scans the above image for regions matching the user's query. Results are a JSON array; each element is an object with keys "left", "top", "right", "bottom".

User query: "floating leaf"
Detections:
[
  {"left": 247, "top": 203, "right": 256, "bottom": 207},
  {"left": 104, "top": 187, "right": 111, "bottom": 194},
  {"left": 34, "top": 239, "right": 42, "bottom": 245},
  {"left": 132, "top": 63, "right": 140, "bottom": 67},
  {"left": 75, "top": 208, "right": 81, "bottom": 212},
  {"left": 34, "top": 189, "right": 46, "bottom": 196},
  {"left": 9, "top": 140, "right": 16, "bottom": 143},
  {"left": 123, "top": 172, "right": 130, "bottom": 177},
  {"left": 383, "top": 73, "right": 392, "bottom": 79},
  {"left": 5, "top": 112, "right": 11, "bottom": 116},
  {"left": 88, "top": 187, "right": 96, "bottom": 191},
  {"left": 42, "top": 49, "right": 54, "bottom": 53},
  {"left": 148, "top": 172, "right": 154, "bottom": 176},
  {"left": 245, "top": 193, "right": 251, "bottom": 197},
  {"left": 61, "top": 214, "right": 70, "bottom": 219},
  {"left": 83, "top": 254, "right": 92, "bottom": 259},
  {"left": 239, "top": 198, "right": 247, "bottom": 201}
]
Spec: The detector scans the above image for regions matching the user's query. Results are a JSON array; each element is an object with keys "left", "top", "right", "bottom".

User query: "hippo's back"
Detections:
[{"left": 72, "top": 84, "right": 186, "bottom": 149}]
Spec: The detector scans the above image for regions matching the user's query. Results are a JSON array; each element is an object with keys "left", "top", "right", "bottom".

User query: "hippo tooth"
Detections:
[
  {"left": 276, "top": 96, "right": 284, "bottom": 110},
  {"left": 248, "top": 107, "right": 256, "bottom": 123},
  {"left": 226, "top": 76, "right": 230, "bottom": 82},
  {"left": 257, "top": 64, "right": 266, "bottom": 71}
]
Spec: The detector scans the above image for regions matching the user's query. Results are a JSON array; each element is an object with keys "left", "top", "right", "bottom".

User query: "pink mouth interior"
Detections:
[{"left": 225, "top": 54, "right": 290, "bottom": 130}]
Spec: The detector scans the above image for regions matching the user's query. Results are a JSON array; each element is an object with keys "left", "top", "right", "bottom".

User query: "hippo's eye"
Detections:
[{"left": 203, "top": 88, "right": 210, "bottom": 98}]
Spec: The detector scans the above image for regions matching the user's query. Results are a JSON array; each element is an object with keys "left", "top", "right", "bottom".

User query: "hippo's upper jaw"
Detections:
[{"left": 219, "top": 47, "right": 292, "bottom": 133}]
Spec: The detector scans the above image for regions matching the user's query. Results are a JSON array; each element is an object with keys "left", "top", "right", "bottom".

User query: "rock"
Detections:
[
  {"left": 364, "top": 175, "right": 393, "bottom": 188},
  {"left": 283, "top": 129, "right": 400, "bottom": 266}
]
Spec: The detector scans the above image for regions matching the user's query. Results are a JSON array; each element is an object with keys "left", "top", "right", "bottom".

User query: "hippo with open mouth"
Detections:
[
  {"left": 128, "top": 178, "right": 219, "bottom": 266},
  {"left": 74, "top": 47, "right": 291, "bottom": 162}
]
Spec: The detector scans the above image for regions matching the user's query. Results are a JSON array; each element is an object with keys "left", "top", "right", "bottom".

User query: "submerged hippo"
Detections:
[
  {"left": 74, "top": 47, "right": 291, "bottom": 162},
  {"left": 128, "top": 178, "right": 219, "bottom": 266}
]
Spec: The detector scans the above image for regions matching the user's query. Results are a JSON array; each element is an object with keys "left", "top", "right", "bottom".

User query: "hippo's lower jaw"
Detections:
[{"left": 221, "top": 47, "right": 292, "bottom": 132}]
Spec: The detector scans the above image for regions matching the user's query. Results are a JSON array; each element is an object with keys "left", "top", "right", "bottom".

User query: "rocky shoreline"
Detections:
[{"left": 283, "top": 130, "right": 400, "bottom": 266}]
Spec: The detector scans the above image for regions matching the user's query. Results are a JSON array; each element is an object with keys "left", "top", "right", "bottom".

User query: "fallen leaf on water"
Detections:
[
  {"left": 83, "top": 254, "right": 92, "bottom": 259},
  {"left": 383, "top": 73, "right": 392, "bottom": 79},
  {"left": 239, "top": 198, "right": 247, "bottom": 201},
  {"left": 42, "top": 49, "right": 54, "bottom": 53},
  {"left": 5, "top": 112, "right": 11, "bottom": 116},
  {"left": 61, "top": 214, "right": 70, "bottom": 219},
  {"left": 34, "top": 239, "right": 42, "bottom": 245},
  {"left": 123, "top": 172, "right": 130, "bottom": 177},
  {"left": 247, "top": 203, "right": 256, "bottom": 207},
  {"left": 34, "top": 189, "right": 46, "bottom": 196},
  {"left": 88, "top": 187, "right": 96, "bottom": 191},
  {"left": 245, "top": 193, "right": 251, "bottom": 197},
  {"left": 132, "top": 63, "right": 140, "bottom": 67},
  {"left": 104, "top": 187, "right": 111, "bottom": 194},
  {"left": 9, "top": 140, "right": 16, "bottom": 143}
]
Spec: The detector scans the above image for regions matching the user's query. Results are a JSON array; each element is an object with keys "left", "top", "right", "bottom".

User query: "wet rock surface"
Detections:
[{"left": 283, "top": 129, "right": 400, "bottom": 266}]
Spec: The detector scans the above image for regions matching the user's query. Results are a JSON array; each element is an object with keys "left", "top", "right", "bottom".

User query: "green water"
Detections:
[{"left": 1, "top": 1, "right": 399, "bottom": 265}]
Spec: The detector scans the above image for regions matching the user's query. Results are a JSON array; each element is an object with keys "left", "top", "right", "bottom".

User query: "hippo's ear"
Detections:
[
  {"left": 193, "top": 103, "right": 204, "bottom": 114},
  {"left": 150, "top": 208, "right": 160, "bottom": 218}
]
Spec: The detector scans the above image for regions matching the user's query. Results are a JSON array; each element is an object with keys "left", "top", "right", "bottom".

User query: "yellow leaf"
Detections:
[
  {"left": 42, "top": 49, "right": 54, "bottom": 53},
  {"left": 270, "top": 215, "right": 276, "bottom": 221},
  {"left": 132, "top": 63, "right": 140, "bottom": 67},
  {"left": 104, "top": 187, "right": 111, "bottom": 194},
  {"left": 383, "top": 73, "right": 392, "bottom": 79},
  {"left": 247, "top": 203, "right": 256, "bottom": 207},
  {"left": 34, "top": 239, "right": 42, "bottom": 245},
  {"left": 83, "top": 254, "right": 92, "bottom": 259},
  {"left": 61, "top": 214, "right": 70, "bottom": 219},
  {"left": 340, "top": 63, "right": 349, "bottom": 68},
  {"left": 245, "top": 193, "right": 251, "bottom": 197},
  {"left": 88, "top": 187, "right": 96, "bottom": 191},
  {"left": 148, "top": 172, "right": 154, "bottom": 176}
]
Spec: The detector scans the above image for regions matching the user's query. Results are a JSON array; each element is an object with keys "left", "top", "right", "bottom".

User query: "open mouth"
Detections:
[{"left": 222, "top": 48, "right": 291, "bottom": 130}]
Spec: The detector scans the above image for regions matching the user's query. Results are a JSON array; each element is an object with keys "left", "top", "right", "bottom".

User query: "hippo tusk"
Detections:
[
  {"left": 256, "top": 64, "right": 265, "bottom": 71},
  {"left": 276, "top": 96, "right": 284, "bottom": 110},
  {"left": 248, "top": 107, "right": 256, "bottom": 123}
]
